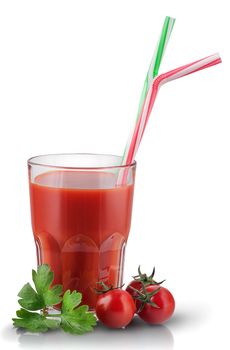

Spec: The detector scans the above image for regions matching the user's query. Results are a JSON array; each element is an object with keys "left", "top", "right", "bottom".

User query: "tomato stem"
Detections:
[
  {"left": 132, "top": 266, "right": 165, "bottom": 287},
  {"left": 150, "top": 267, "right": 155, "bottom": 278},
  {"left": 94, "top": 281, "right": 125, "bottom": 295},
  {"left": 133, "top": 282, "right": 161, "bottom": 311}
]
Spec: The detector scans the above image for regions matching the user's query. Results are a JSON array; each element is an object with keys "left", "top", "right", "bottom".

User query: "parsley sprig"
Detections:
[{"left": 12, "top": 264, "right": 97, "bottom": 335}]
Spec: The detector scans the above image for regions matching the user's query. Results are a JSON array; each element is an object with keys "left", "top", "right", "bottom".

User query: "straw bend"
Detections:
[
  {"left": 118, "top": 53, "right": 221, "bottom": 185},
  {"left": 132, "top": 53, "right": 221, "bottom": 165},
  {"left": 121, "top": 16, "right": 176, "bottom": 167}
]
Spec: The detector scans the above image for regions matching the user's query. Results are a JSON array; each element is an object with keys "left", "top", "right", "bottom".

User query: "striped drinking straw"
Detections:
[
  {"left": 121, "top": 16, "right": 175, "bottom": 165},
  {"left": 118, "top": 53, "right": 221, "bottom": 185}
]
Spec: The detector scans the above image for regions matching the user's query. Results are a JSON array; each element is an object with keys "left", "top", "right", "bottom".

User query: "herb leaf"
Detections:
[
  {"left": 13, "top": 264, "right": 97, "bottom": 335},
  {"left": 43, "top": 284, "right": 63, "bottom": 307},
  {"left": 60, "top": 290, "right": 96, "bottom": 335},
  {"left": 32, "top": 264, "right": 54, "bottom": 295},
  {"left": 61, "top": 312, "right": 96, "bottom": 335},
  {"left": 61, "top": 290, "right": 82, "bottom": 313},
  {"left": 13, "top": 309, "right": 60, "bottom": 333},
  {"left": 32, "top": 264, "right": 62, "bottom": 307},
  {"left": 18, "top": 283, "right": 44, "bottom": 311}
]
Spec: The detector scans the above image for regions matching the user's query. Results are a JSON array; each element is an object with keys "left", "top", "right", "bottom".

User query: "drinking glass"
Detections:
[{"left": 28, "top": 153, "right": 136, "bottom": 309}]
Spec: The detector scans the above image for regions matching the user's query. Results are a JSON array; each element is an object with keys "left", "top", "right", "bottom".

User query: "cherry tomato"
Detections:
[
  {"left": 96, "top": 289, "right": 136, "bottom": 328},
  {"left": 126, "top": 280, "right": 143, "bottom": 298},
  {"left": 126, "top": 266, "right": 164, "bottom": 299},
  {"left": 136, "top": 285, "right": 175, "bottom": 324}
]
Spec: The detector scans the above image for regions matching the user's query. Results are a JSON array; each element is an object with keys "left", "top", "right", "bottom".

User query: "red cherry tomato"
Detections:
[
  {"left": 126, "top": 266, "right": 164, "bottom": 299},
  {"left": 136, "top": 285, "right": 175, "bottom": 324},
  {"left": 126, "top": 280, "right": 143, "bottom": 298},
  {"left": 96, "top": 289, "right": 136, "bottom": 328}
]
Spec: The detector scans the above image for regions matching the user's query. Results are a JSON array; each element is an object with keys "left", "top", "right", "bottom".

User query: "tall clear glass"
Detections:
[{"left": 28, "top": 153, "right": 136, "bottom": 310}]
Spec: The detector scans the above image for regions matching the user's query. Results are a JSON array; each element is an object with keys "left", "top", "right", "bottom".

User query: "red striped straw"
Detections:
[{"left": 118, "top": 53, "right": 221, "bottom": 185}]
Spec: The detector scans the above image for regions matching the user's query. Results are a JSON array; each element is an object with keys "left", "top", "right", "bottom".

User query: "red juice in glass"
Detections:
[{"left": 28, "top": 154, "right": 136, "bottom": 310}]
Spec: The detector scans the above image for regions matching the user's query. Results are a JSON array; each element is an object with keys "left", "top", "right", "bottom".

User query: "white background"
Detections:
[{"left": 0, "top": 0, "right": 228, "bottom": 349}]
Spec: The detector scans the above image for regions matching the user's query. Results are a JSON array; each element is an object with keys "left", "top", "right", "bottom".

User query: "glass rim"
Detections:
[{"left": 27, "top": 153, "right": 136, "bottom": 170}]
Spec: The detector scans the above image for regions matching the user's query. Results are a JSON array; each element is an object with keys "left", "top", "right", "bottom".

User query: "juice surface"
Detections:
[{"left": 29, "top": 170, "right": 134, "bottom": 309}]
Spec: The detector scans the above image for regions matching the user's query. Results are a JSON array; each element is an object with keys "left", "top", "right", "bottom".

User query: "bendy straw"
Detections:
[
  {"left": 118, "top": 53, "right": 221, "bottom": 184},
  {"left": 121, "top": 16, "right": 175, "bottom": 164},
  {"left": 137, "top": 16, "right": 175, "bottom": 118},
  {"left": 129, "top": 53, "right": 221, "bottom": 164}
]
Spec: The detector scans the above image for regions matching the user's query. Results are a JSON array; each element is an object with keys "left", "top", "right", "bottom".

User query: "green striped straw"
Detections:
[
  {"left": 137, "top": 16, "right": 175, "bottom": 118},
  {"left": 121, "top": 16, "right": 175, "bottom": 165}
]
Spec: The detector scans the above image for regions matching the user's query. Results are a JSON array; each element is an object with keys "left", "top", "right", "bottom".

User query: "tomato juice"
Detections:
[{"left": 29, "top": 170, "right": 135, "bottom": 309}]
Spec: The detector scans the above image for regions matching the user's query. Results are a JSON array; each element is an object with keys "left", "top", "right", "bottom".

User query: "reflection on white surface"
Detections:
[
  {"left": 2, "top": 316, "right": 174, "bottom": 350},
  {"left": 2, "top": 304, "right": 212, "bottom": 350},
  {"left": 167, "top": 303, "right": 210, "bottom": 329}
]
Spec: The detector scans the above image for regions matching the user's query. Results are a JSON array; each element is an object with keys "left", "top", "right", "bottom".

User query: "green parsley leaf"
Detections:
[
  {"left": 32, "top": 264, "right": 62, "bottom": 306},
  {"left": 60, "top": 290, "right": 97, "bottom": 335},
  {"left": 61, "top": 290, "right": 82, "bottom": 313},
  {"left": 43, "top": 284, "right": 63, "bottom": 307},
  {"left": 18, "top": 283, "right": 44, "bottom": 311},
  {"left": 32, "top": 264, "right": 54, "bottom": 295},
  {"left": 12, "top": 308, "right": 60, "bottom": 333},
  {"left": 61, "top": 312, "right": 96, "bottom": 335},
  {"left": 13, "top": 264, "right": 97, "bottom": 335}
]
